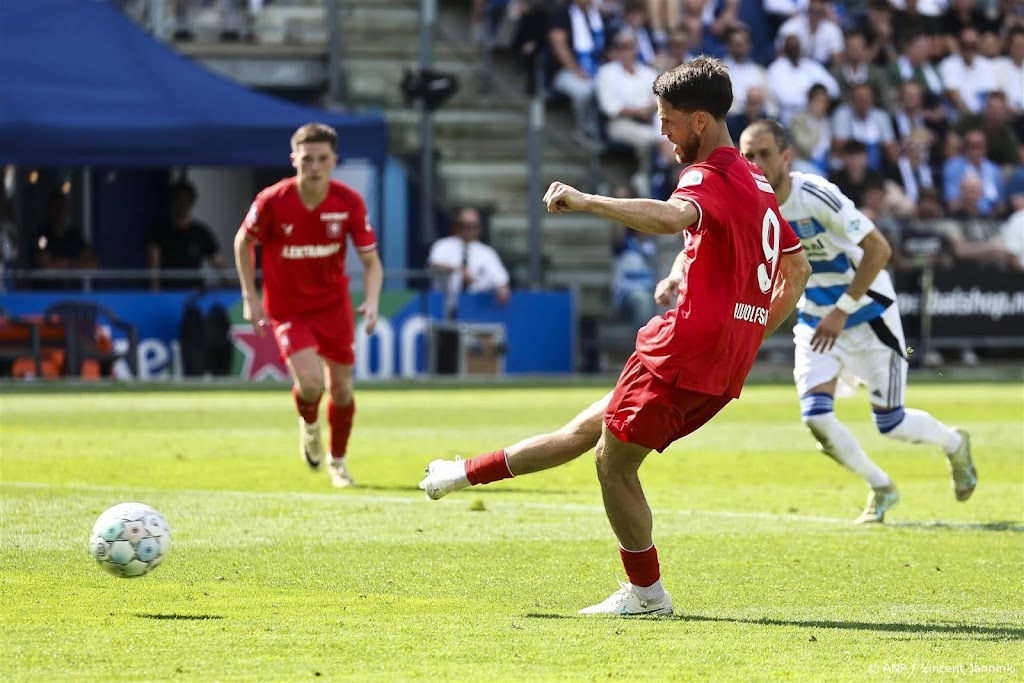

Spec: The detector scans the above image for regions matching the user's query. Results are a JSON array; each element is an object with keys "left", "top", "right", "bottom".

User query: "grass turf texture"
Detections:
[{"left": 1, "top": 384, "right": 1021, "bottom": 682}]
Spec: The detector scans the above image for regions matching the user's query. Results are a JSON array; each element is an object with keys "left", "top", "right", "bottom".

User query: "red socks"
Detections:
[
  {"left": 619, "top": 544, "right": 661, "bottom": 588},
  {"left": 328, "top": 398, "right": 355, "bottom": 460},
  {"left": 292, "top": 386, "right": 321, "bottom": 424},
  {"left": 465, "top": 449, "right": 514, "bottom": 485}
]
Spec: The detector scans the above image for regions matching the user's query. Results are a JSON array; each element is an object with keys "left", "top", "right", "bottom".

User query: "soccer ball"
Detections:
[{"left": 89, "top": 502, "right": 171, "bottom": 578}]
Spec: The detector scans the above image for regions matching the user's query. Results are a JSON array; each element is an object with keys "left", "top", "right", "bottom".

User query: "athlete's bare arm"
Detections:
[
  {"left": 543, "top": 182, "right": 698, "bottom": 236},
  {"left": 356, "top": 248, "right": 383, "bottom": 334},
  {"left": 233, "top": 226, "right": 266, "bottom": 335},
  {"left": 654, "top": 249, "right": 687, "bottom": 306},
  {"left": 810, "top": 228, "right": 891, "bottom": 352},
  {"left": 764, "top": 248, "right": 811, "bottom": 340}
]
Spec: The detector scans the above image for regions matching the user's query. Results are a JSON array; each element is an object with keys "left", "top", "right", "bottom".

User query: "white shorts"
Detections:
[{"left": 793, "top": 305, "right": 907, "bottom": 408}]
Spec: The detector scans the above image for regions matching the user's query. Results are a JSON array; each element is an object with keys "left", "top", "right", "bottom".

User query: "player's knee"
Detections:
[
  {"left": 329, "top": 383, "right": 353, "bottom": 406},
  {"left": 800, "top": 393, "right": 835, "bottom": 433},
  {"left": 873, "top": 405, "right": 906, "bottom": 436},
  {"left": 294, "top": 377, "right": 324, "bottom": 401}
]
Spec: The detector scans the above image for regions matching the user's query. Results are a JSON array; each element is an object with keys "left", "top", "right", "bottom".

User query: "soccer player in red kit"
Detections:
[
  {"left": 419, "top": 58, "right": 812, "bottom": 615},
  {"left": 234, "top": 123, "right": 383, "bottom": 488}
]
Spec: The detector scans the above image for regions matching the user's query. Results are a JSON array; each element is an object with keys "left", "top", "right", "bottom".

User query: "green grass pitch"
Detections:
[{"left": 1, "top": 382, "right": 1022, "bottom": 682}]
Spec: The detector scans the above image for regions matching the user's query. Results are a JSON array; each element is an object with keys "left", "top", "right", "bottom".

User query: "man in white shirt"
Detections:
[
  {"left": 767, "top": 33, "right": 841, "bottom": 124},
  {"left": 428, "top": 207, "right": 511, "bottom": 317},
  {"left": 938, "top": 27, "right": 997, "bottom": 114},
  {"left": 775, "top": 0, "right": 844, "bottom": 65},
  {"left": 830, "top": 83, "right": 899, "bottom": 171},
  {"left": 596, "top": 30, "right": 661, "bottom": 196},
  {"left": 993, "top": 27, "right": 1024, "bottom": 114}
]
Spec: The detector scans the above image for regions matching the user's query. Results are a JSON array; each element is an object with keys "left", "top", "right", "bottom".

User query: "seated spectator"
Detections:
[
  {"left": 829, "top": 139, "right": 887, "bottom": 206},
  {"left": 722, "top": 27, "right": 769, "bottom": 117},
  {"left": 790, "top": 83, "right": 833, "bottom": 175},
  {"left": 953, "top": 91, "right": 1022, "bottom": 169},
  {"left": 611, "top": 223, "right": 658, "bottom": 329},
  {"left": 891, "top": 128, "right": 938, "bottom": 203},
  {"left": 698, "top": 0, "right": 747, "bottom": 58},
  {"left": 727, "top": 87, "right": 773, "bottom": 145},
  {"left": 938, "top": 26, "right": 997, "bottom": 114},
  {"left": 33, "top": 189, "right": 98, "bottom": 288},
  {"left": 886, "top": 32, "right": 945, "bottom": 102},
  {"left": 830, "top": 29, "right": 892, "bottom": 112},
  {"left": 775, "top": 0, "right": 844, "bottom": 66},
  {"left": 616, "top": 0, "right": 658, "bottom": 65},
  {"left": 767, "top": 33, "right": 840, "bottom": 124},
  {"left": 941, "top": 129, "right": 1005, "bottom": 216},
  {"left": 831, "top": 82, "right": 898, "bottom": 172},
  {"left": 653, "top": 22, "right": 696, "bottom": 72},
  {"left": 428, "top": 207, "right": 511, "bottom": 319},
  {"left": 891, "top": 79, "right": 948, "bottom": 160},
  {"left": 548, "top": 0, "right": 606, "bottom": 143},
  {"left": 595, "top": 30, "right": 660, "bottom": 197},
  {"left": 943, "top": 175, "right": 1018, "bottom": 264},
  {"left": 146, "top": 178, "right": 226, "bottom": 290},
  {"left": 993, "top": 27, "right": 1024, "bottom": 114}
]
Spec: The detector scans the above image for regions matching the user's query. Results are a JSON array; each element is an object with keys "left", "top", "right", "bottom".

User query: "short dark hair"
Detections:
[
  {"left": 169, "top": 178, "right": 197, "bottom": 203},
  {"left": 743, "top": 119, "right": 790, "bottom": 151},
  {"left": 652, "top": 55, "right": 733, "bottom": 120},
  {"left": 291, "top": 122, "right": 338, "bottom": 151},
  {"left": 843, "top": 139, "right": 868, "bottom": 155}
]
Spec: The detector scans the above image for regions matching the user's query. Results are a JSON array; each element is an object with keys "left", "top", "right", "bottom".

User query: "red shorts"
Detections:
[
  {"left": 604, "top": 353, "right": 733, "bottom": 452},
  {"left": 269, "top": 299, "right": 355, "bottom": 366}
]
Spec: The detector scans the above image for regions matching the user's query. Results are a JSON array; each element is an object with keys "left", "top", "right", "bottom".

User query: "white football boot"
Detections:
[
  {"left": 328, "top": 457, "right": 355, "bottom": 488},
  {"left": 578, "top": 581, "right": 674, "bottom": 616},
  {"left": 854, "top": 483, "right": 900, "bottom": 524},
  {"left": 418, "top": 458, "right": 470, "bottom": 500},
  {"left": 300, "top": 418, "right": 323, "bottom": 470},
  {"left": 946, "top": 427, "right": 977, "bottom": 502}
]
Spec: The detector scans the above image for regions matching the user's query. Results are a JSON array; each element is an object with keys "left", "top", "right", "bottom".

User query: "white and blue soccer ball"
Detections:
[{"left": 89, "top": 503, "right": 171, "bottom": 578}]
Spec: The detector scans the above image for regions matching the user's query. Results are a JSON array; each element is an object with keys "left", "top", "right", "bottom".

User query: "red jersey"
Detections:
[
  {"left": 243, "top": 178, "right": 377, "bottom": 318},
  {"left": 635, "top": 147, "right": 802, "bottom": 399}
]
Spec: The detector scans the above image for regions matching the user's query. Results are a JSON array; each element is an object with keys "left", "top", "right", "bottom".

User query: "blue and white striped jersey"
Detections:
[{"left": 778, "top": 172, "right": 897, "bottom": 329}]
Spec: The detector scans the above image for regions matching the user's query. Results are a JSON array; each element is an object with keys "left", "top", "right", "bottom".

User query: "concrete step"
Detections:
[
  {"left": 339, "top": 5, "right": 420, "bottom": 31},
  {"left": 342, "top": 57, "right": 497, "bottom": 107}
]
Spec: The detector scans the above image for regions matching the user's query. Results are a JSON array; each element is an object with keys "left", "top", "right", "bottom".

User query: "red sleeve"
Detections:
[
  {"left": 669, "top": 166, "right": 724, "bottom": 232},
  {"left": 242, "top": 191, "right": 274, "bottom": 244},
  {"left": 779, "top": 215, "right": 803, "bottom": 254},
  {"left": 346, "top": 193, "right": 377, "bottom": 252}
]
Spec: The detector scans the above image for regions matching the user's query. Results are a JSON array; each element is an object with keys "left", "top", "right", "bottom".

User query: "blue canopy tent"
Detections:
[{"left": 0, "top": 0, "right": 387, "bottom": 167}]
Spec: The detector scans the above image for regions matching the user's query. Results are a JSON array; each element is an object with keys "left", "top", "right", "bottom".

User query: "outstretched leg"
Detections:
[{"left": 418, "top": 392, "right": 610, "bottom": 499}]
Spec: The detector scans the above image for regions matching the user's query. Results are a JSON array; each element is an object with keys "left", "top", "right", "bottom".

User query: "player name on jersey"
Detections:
[{"left": 733, "top": 302, "right": 770, "bottom": 325}]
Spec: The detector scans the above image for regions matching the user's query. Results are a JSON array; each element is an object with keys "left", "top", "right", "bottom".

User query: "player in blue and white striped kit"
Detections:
[{"left": 740, "top": 120, "right": 977, "bottom": 523}]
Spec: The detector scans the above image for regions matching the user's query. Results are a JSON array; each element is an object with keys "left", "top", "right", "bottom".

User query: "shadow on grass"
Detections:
[
  {"left": 888, "top": 520, "right": 1024, "bottom": 533},
  {"left": 135, "top": 613, "right": 225, "bottom": 621},
  {"left": 524, "top": 613, "right": 1024, "bottom": 639}
]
